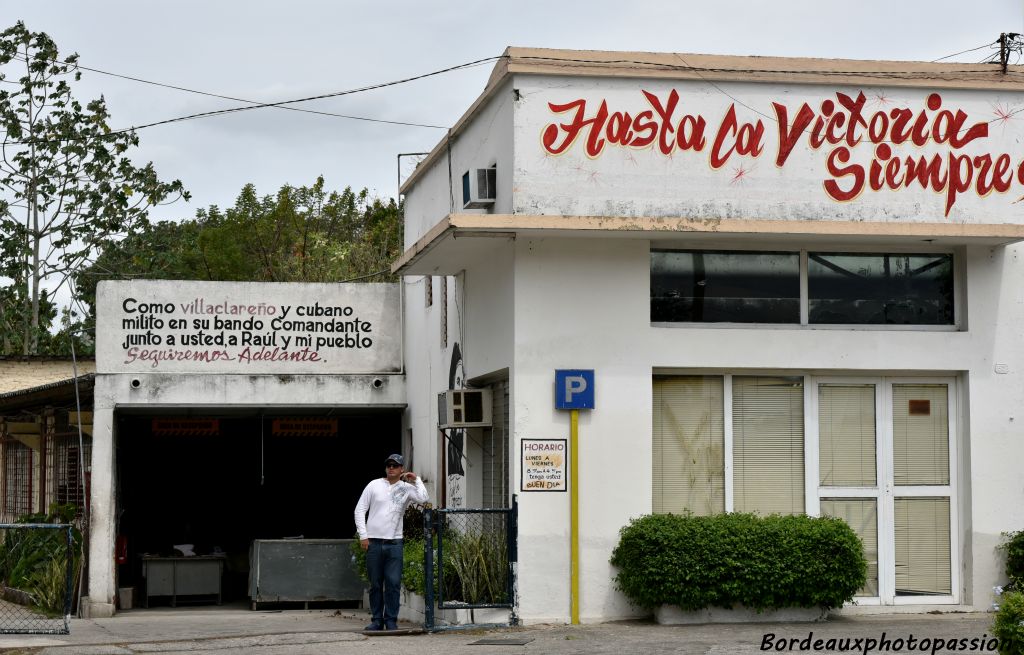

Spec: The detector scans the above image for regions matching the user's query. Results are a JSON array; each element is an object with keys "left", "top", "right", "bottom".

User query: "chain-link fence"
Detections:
[
  {"left": 0, "top": 523, "right": 77, "bottom": 634},
  {"left": 424, "top": 500, "right": 517, "bottom": 630}
]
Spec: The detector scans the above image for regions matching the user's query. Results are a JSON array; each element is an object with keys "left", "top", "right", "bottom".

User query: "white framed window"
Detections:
[{"left": 653, "top": 373, "right": 959, "bottom": 606}]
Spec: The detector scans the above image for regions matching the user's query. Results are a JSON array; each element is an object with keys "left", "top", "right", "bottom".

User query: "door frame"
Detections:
[{"left": 806, "top": 375, "right": 959, "bottom": 606}]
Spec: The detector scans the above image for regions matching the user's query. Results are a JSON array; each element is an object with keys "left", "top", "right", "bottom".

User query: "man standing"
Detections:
[{"left": 354, "top": 453, "right": 428, "bottom": 631}]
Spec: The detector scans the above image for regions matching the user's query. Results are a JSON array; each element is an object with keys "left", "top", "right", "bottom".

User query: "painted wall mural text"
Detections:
[
  {"left": 541, "top": 90, "right": 1017, "bottom": 216},
  {"left": 118, "top": 296, "right": 374, "bottom": 368}
]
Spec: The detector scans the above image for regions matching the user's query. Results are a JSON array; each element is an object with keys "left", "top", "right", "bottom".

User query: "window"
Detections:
[
  {"left": 821, "top": 498, "right": 879, "bottom": 597},
  {"left": 732, "top": 376, "right": 804, "bottom": 516},
  {"left": 818, "top": 384, "right": 876, "bottom": 486},
  {"left": 2, "top": 440, "right": 34, "bottom": 521},
  {"left": 808, "top": 253, "right": 953, "bottom": 325},
  {"left": 651, "top": 251, "right": 799, "bottom": 323},
  {"left": 652, "top": 377, "right": 724, "bottom": 516},
  {"left": 46, "top": 434, "right": 90, "bottom": 519},
  {"left": 652, "top": 250, "right": 955, "bottom": 326},
  {"left": 652, "top": 375, "right": 803, "bottom": 517}
]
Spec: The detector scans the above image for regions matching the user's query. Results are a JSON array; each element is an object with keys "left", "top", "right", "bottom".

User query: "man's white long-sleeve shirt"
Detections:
[{"left": 354, "top": 477, "right": 428, "bottom": 540}]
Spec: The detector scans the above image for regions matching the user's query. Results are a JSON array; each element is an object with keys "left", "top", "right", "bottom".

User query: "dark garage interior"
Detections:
[{"left": 114, "top": 408, "right": 402, "bottom": 606}]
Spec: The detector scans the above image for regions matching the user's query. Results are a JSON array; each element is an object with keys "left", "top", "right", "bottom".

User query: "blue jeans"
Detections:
[{"left": 366, "top": 539, "right": 403, "bottom": 626}]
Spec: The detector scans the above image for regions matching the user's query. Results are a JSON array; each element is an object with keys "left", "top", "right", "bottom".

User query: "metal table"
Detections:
[{"left": 141, "top": 556, "right": 224, "bottom": 607}]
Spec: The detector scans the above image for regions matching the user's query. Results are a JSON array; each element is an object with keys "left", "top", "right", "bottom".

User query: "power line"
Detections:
[
  {"left": 3, "top": 56, "right": 502, "bottom": 146},
  {"left": 6, "top": 49, "right": 1024, "bottom": 153},
  {"left": 931, "top": 40, "right": 999, "bottom": 62},
  {"left": 6, "top": 53, "right": 449, "bottom": 130}
]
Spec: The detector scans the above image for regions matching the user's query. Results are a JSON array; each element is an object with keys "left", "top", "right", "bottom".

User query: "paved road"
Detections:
[{"left": 0, "top": 608, "right": 1001, "bottom": 655}]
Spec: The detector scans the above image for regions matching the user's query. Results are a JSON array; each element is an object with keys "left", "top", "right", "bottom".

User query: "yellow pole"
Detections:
[{"left": 570, "top": 408, "right": 580, "bottom": 624}]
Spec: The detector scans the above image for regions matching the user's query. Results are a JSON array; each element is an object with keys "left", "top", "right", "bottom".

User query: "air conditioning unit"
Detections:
[
  {"left": 438, "top": 389, "right": 493, "bottom": 428},
  {"left": 462, "top": 167, "right": 496, "bottom": 209}
]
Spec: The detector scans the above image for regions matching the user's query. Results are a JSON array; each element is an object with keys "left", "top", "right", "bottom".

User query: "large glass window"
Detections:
[
  {"left": 894, "top": 498, "right": 951, "bottom": 595},
  {"left": 892, "top": 384, "right": 949, "bottom": 486},
  {"left": 808, "top": 253, "right": 953, "bottom": 325},
  {"left": 651, "top": 249, "right": 955, "bottom": 326},
  {"left": 652, "top": 374, "right": 804, "bottom": 518},
  {"left": 652, "top": 377, "right": 724, "bottom": 516},
  {"left": 732, "top": 376, "right": 804, "bottom": 515},
  {"left": 819, "top": 384, "right": 876, "bottom": 486},
  {"left": 651, "top": 251, "right": 800, "bottom": 323}
]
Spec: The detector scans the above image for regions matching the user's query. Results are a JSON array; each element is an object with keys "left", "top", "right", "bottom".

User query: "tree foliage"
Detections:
[
  {"left": 0, "top": 21, "right": 187, "bottom": 355},
  {"left": 72, "top": 177, "right": 403, "bottom": 349},
  {"left": 191, "top": 177, "right": 401, "bottom": 283}
]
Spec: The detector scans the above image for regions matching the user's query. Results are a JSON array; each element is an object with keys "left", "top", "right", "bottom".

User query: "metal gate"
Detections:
[
  {"left": 0, "top": 523, "right": 77, "bottom": 634},
  {"left": 423, "top": 499, "right": 517, "bottom": 631}
]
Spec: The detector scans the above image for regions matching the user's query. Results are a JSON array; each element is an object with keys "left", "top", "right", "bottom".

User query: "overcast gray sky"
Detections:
[{"left": 7, "top": 0, "right": 1024, "bottom": 222}]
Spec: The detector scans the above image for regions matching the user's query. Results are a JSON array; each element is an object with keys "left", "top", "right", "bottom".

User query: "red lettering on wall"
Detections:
[{"left": 538, "top": 89, "right": 1017, "bottom": 215}]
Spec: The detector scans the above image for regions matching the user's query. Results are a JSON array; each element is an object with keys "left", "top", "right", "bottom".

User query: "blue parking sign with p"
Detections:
[{"left": 556, "top": 369, "right": 595, "bottom": 410}]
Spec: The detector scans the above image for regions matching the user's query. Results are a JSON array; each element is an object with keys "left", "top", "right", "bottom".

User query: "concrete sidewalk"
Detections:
[{"left": 0, "top": 606, "right": 1001, "bottom": 655}]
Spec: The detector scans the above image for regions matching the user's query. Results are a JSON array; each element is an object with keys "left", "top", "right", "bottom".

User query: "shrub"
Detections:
[
  {"left": 447, "top": 530, "right": 508, "bottom": 604},
  {"left": 349, "top": 535, "right": 457, "bottom": 598},
  {"left": 993, "top": 590, "right": 1024, "bottom": 655},
  {"left": 1000, "top": 530, "right": 1024, "bottom": 592},
  {"left": 609, "top": 513, "right": 866, "bottom": 612},
  {"left": 0, "top": 504, "right": 82, "bottom": 616}
]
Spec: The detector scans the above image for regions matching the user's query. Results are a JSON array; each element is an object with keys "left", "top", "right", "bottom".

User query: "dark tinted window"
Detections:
[
  {"left": 808, "top": 253, "right": 953, "bottom": 325},
  {"left": 651, "top": 251, "right": 800, "bottom": 323}
]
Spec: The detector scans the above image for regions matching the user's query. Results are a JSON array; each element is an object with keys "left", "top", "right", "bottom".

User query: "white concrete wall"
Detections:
[
  {"left": 960, "top": 245, "right": 1024, "bottom": 608},
  {"left": 86, "top": 372, "right": 405, "bottom": 618},
  {"left": 403, "top": 81, "right": 515, "bottom": 249},
  {"left": 400, "top": 275, "right": 445, "bottom": 491},
  {"left": 461, "top": 241, "right": 514, "bottom": 383},
  {"left": 504, "top": 237, "right": 1024, "bottom": 622},
  {"left": 512, "top": 75, "right": 1024, "bottom": 224}
]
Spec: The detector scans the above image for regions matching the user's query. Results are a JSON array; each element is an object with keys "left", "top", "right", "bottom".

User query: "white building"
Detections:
[
  {"left": 84, "top": 281, "right": 405, "bottom": 617},
  {"left": 396, "top": 48, "right": 1024, "bottom": 623}
]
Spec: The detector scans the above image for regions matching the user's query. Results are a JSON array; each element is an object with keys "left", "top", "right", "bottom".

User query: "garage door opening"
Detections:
[{"left": 114, "top": 408, "right": 402, "bottom": 608}]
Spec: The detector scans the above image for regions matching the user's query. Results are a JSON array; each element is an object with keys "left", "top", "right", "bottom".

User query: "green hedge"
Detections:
[
  {"left": 610, "top": 513, "right": 866, "bottom": 612},
  {"left": 994, "top": 590, "right": 1024, "bottom": 655},
  {"left": 1000, "top": 530, "right": 1024, "bottom": 591}
]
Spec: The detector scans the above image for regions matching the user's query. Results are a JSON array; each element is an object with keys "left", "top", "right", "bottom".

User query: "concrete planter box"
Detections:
[
  {"left": 655, "top": 605, "right": 828, "bottom": 625},
  {"left": 398, "top": 589, "right": 511, "bottom": 626}
]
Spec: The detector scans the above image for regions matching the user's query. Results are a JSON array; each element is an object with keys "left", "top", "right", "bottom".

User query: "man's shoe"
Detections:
[
  {"left": 364, "top": 622, "right": 384, "bottom": 631},
  {"left": 384, "top": 621, "right": 398, "bottom": 631}
]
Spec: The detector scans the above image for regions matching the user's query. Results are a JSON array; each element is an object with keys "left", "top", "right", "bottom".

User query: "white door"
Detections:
[{"left": 811, "top": 378, "right": 958, "bottom": 605}]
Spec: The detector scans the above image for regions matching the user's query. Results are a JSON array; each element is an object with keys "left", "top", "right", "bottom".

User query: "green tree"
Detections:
[
  {"left": 193, "top": 178, "right": 401, "bottom": 283},
  {"left": 0, "top": 21, "right": 187, "bottom": 355},
  {"left": 74, "top": 178, "right": 403, "bottom": 334}
]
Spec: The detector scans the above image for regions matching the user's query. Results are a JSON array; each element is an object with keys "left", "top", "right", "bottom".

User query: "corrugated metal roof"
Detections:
[{"left": 0, "top": 374, "right": 95, "bottom": 413}]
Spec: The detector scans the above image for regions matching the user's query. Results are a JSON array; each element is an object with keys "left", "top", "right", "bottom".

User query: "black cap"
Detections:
[{"left": 385, "top": 454, "right": 404, "bottom": 466}]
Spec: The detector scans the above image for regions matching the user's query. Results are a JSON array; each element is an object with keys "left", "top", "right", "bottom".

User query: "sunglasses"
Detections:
[{"left": 386, "top": 463, "right": 402, "bottom": 468}]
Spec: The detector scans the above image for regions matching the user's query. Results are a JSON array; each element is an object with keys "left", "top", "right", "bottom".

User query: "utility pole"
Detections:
[{"left": 1000, "top": 33, "right": 1021, "bottom": 74}]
